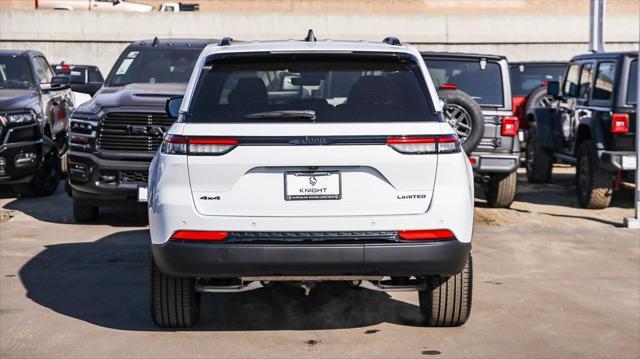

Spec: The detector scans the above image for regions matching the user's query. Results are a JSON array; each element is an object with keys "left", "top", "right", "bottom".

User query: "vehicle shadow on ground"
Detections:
[
  {"left": 19, "top": 229, "right": 425, "bottom": 331},
  {"left": 1, "top": 184, "right": 148, "bottom": 227}
]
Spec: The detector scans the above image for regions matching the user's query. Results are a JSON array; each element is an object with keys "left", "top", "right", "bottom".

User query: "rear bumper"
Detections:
[
  {"left": 469, "top": 152, "right": 520, "bottom": 174},
  {"left": 152, "top": 239, "right": 471, "bottom": 278},
  {"left": 68, "top": 150, "right": 149, "bottom": 205},
  {"left": 600, "top": 150, "right": 636, "bottom": 171}
]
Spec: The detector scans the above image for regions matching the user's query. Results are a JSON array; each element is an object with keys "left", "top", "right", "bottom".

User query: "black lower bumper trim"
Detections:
[{"left": 152, "top": 240, "right": 471, "bottom": 278}]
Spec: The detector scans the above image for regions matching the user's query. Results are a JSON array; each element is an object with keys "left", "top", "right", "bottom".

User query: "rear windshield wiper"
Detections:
[{"left": 243, "top": 110, "right": 316, "bottom": 121}]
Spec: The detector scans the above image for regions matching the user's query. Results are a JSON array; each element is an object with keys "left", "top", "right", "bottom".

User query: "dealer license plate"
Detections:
[{"left": 284, "top": 171, "right": 341, "bottom": 200}]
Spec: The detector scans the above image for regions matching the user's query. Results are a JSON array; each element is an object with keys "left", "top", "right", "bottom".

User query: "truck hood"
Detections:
[
  {"left": 0, "top": 89, "right": 38, "bottom": 112},
  {"left": 77, "top": 83, "right": 187, "bottom": 112}
]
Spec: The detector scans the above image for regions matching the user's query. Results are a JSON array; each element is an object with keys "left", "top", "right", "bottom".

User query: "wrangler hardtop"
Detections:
[{"left": 527, "top": 51, "right": 637, "bottom": 209}]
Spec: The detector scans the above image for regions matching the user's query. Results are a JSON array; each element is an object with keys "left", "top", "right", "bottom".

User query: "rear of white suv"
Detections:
[{"left": 148, "top": 38, "right": 474, "bottom": 328}]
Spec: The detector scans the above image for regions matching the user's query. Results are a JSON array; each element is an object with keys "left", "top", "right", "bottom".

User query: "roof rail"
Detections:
[
  {"left": 219, "top": 37, "right": 233, "bottom": 46},
  {"left": 305, "top": 29, "right": 317, "bottom": 42},
  {"left": 383, "top": 37, "right": 401, "bottom": 46}
]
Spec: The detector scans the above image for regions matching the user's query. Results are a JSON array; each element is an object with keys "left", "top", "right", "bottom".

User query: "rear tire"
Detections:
[
  {"left": 73, "top": 200, "right": 98, "bottom": 223},
  {"left": 151, "top": 259, "right": 200, "bottom": 328},
  {"left": 576, "top": 141, "right": 613, "bottom": 209},
  {"left": 485, "top": 171, "right": 517, "bottom": 208},
  {"left": 525, "top": 126, "right": 553, "bottom": 183},
  {"left": 419, "top": 254, "right": 472, "bottom": 327}
]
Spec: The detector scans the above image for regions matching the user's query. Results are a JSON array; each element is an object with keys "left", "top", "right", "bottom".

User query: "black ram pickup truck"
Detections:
[
  {"left": 67, "top": 38, "right": 215, "bottom": 221},
  {"left": 0, "top": 50, "right": 74, "bottom": 196},
  {"left": 422, "top": 52, "right": 521, "bottom": 208},
  {"left": 527, "top": 52, "right": 637, "bottom": 209}
]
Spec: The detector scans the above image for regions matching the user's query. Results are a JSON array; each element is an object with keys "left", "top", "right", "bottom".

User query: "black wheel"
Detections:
[
  {"left": 576, "top": 141, "right": 613, "bottom": 209},
  {"left": 151, "top": 259, "right": 200, "bottom": 328},
  {"left": 485, "top": 171, "right": 517, "bottom": 208},
  {"left": 73, "top": 200, "right": 98, "bottom": 223},
  {"left": 439, "top": 89, "right": 484, "bottom": 154},
  {"left": 20, "top": 146, "right": 61, "bottom": 197},
  {"left": 525, "top": 125, "right": 553, "bottom": 183},
  {"left": 419, "top": 254, "right": 472, "bottom": 327}
]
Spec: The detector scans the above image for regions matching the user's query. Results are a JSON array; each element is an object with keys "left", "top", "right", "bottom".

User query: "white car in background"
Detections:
[
  {"left": 36, "top": 0, "right": 153, "bottom": 12},
  {"left": 147, "top": 34, "right": 475, "bottom": 328}
]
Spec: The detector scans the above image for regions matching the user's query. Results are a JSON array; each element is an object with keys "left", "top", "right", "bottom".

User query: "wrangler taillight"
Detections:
[
  {"left": 386, "top": 134, "right": 460, "bottom": 154},
  {"left": 611, "top": 113, "right": 629, "bottom": 134},
  {"left": 501, "top": 116, "right": 519, "bottom": 136},
  {"left": 161, "top": 135, "right": 238, "bottom": 155}
]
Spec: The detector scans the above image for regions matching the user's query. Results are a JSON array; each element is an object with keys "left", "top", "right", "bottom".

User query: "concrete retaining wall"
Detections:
[{"left": 1, "top": 10, "right": 638, "bottom": 74}]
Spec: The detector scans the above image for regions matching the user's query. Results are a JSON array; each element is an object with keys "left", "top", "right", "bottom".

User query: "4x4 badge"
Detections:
[{"left": 200, "top": 195, "right": 221, "bottom": 200}]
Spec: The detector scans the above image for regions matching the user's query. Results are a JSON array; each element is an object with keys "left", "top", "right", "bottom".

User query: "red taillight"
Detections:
[
  {"left": 386, "top": 134, "right": 460, "bottom": 154},
  {"left": 440, "top": 83, "right": 457, "bottom": 90},
  {"left": 501, "top": 116, "right": 519, "bottom": 136},
  {"left": 398, "top": 229, "right": 456, "bottom": 241},
  {"left": 161, "top": 135, "right": 238, "bottom": 155},
  {"left": 170, "top": 230, "right": 228, "bottom": 241},
  {"left": 611, "top": 113, "right": 629, "bottom": 134}
]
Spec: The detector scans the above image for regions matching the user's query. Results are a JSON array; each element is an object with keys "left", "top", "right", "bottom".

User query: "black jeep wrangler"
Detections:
[
  {"left": 422, "top": 52, "right": 521, "bottom": 208},
  {"left": 0, "top": 50, "right": 74, "bottom": 196},
  {"left": 67, "top": 38, "right": 215, "bottom": 222},
  {"left": 526, "top": 52, "right": 637, "bottom": 209}
]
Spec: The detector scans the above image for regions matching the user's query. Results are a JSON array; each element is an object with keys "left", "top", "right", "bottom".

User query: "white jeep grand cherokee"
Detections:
[{"left": 148, "top": 35, "right": 474, "bottom": 328}]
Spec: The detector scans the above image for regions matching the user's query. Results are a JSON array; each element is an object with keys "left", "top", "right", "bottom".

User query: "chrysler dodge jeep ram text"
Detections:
[{"left": 148, "top": 34, "right": 474, "bottom": 328}]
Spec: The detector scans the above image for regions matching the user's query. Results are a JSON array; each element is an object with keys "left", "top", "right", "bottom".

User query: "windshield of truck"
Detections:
[
  {"left": 425, "top": 58, "right": 504, "bottom": 107},
  {"left": 509, "top": 64, "right": 566, "bottom": 96},
  {"left": 0, "top": 56, "right": 34, "bottom": 89},
  {"left": 628, "top": 60, "right": 637, "bottom": 105},
  {"left": 186, "top": 54, "right": 436, "bottom": 123},
  {"left": 106, "top": 48, "right": 201, "bottom": 86}
]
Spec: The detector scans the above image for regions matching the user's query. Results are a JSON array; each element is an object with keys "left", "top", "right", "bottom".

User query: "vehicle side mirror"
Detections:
[
  {"left": 166, "top": 97, "right": 183, "bottom": 119},
  {"left": 49, "top": 76, "right": 71, "bottom": 90},
  {"left": 546, "top": 80, "right": 560, "bottom": 97}
]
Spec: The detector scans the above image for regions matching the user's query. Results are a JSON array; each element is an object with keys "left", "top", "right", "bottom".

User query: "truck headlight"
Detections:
[
  {"left": 1, "top": 112, "right": 36, "bottom": 125},
  {"left": 69, "top": 118, "right": 97, "bottom": 146}
]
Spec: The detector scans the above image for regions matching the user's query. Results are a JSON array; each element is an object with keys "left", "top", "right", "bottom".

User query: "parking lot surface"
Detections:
[{"left": 1, "top": 167, "right": 639, "bottom": 358}]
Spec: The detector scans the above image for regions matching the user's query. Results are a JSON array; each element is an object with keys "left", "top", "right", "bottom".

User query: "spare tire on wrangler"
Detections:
[{"left": 439, "top": 89, "right": 484, "bottom": 154}]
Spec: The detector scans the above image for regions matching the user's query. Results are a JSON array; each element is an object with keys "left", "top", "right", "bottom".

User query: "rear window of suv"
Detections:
[
  {"left": 425, "top": 58, "right": 504, "bottom": 107},
  {"left": 186, "top": 54, "right": 436, "bottom": 123}
]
